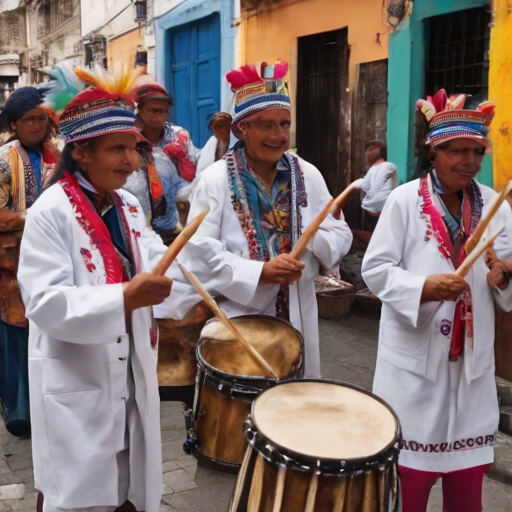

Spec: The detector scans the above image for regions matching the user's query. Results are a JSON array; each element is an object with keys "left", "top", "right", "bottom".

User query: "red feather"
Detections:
[
  {"left": 429, "top": 89, "right": 447, "bottom": 113},
  {"left": 273, "top": 61, "right": 288, "bottom": 79},
  {"left": 226, "top": 65, "right": 263, "bottom": 91}
]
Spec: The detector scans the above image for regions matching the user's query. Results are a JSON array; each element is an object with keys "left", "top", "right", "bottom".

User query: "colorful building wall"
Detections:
[
  {"left": 106, "top": 28, "right": 144, "bottom": 70},
  {"left": 239, "top": 0, "right": 389, "bottom": 146},
  {"left": 489, "top": 0, "right": 512, "bottom": 192},
  {"left": 386, "top": 0, "right": 497, "bottom": 187}
]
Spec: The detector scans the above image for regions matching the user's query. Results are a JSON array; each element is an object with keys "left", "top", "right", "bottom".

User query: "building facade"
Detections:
[
  {"left": 238, "top": 0, "right": 390, "bottom": 195},
  {"left": 386, "top": 0, "right": 510, "bottom": 189},
  {"left": 154, "top": 0, "right": 238, "bottom": 148}
]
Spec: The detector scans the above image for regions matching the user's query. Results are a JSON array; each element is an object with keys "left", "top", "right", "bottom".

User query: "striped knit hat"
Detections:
[
  {"left": 58, "top": 66, "right": 147, "bottom": 144},
  {"left": 226, "top": 61, "right": 290, "bottom": 135},
  {"left": 417, "top": 89, "right": 495, "bottom": 152}
]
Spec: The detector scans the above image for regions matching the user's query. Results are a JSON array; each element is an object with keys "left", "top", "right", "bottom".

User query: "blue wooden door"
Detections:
[{"left": 169, "top": 14, "right": 221, "bottom": 148}]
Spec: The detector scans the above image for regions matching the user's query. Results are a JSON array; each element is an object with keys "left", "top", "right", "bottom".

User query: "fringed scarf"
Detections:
[
  {"left": 225, "top": 149, "right": 307, "bottom": 318},
  {"left": 419, "top": 172, "right": 483, "bottom": 361}
]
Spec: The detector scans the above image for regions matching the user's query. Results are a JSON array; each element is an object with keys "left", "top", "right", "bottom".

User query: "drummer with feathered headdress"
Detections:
[
  {"left": 362, "top": 90, "right": 512, "bottom": 511},
  {"left": 178, "top": 61, "right": 353, "bottom": 377},
  {"left": 17, "top": 66, "right": 175, "bottom": 512}
]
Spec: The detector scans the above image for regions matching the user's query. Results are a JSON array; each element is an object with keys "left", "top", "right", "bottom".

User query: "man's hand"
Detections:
[
  {"left": 487, "top": 260, "right": 512, "bottom": 290},
  {"left": 123, "top": 272, "right": 173, "bottom": 311},
  {"left": 484, "top": 246, "right": 499, "bottom": 269},
  {"left": 421, "top": 274, "right": 468, "bottom": 303},
  {"left": 259, "top": 253, "right": 305, "bottom": 285},
  {"left": 0, "top": 209, "right": 26, "bottom": 232}
]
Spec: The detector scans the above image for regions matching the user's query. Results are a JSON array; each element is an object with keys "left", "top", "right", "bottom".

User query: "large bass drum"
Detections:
[
  {"left": 192, "top": 315, "right": 304, "bottom": 473},
  {"left": 231, "top": 380, "right": 401, "bottom": 512},
  {"left": 157, "top": 301, "right": 213, "bottom": 404}
]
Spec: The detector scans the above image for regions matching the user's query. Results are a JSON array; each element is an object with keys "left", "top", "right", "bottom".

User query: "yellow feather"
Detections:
[{"left": 74, "top": 64, "right": 144, "bottom": 95}]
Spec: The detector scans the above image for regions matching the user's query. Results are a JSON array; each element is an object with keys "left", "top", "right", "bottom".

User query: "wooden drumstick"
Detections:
[
  {"left": 465, "top": 180, "right": 512, "bottom": 255},
  {"left": 177, "top": 262, "right": 280, "bottom": 380},
  {"left": 289, "top": 200, "right": 336, "bottom": 259},
  {"left": 455, "top": 229, "right": 503, "bottom": 278},
  {"left": 289, "top": 181, "right": 361, "bottom": 260},
  {"left": 152, "top": 209, "right": 209, "bottom": 276}
]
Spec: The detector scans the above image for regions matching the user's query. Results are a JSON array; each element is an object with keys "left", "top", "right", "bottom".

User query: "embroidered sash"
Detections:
[
  {"left": 225, "top": 149, "right": 307, "bottom": 262},
  {"left": 419, "top": 173, "right": 483, "bottom": 361},
  {"left": 59, "top": 171, "right": 126, "bottom": 284}
]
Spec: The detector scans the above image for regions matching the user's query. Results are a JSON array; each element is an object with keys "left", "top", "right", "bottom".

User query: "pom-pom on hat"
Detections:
[
  {"left": 226, "top": 60, "right": 290, "bottom": 130},
  {"left": 58, "top": 64, "right": 147, "bottom": 144},
  {"left": 416, "top": 89, "right": 495, "bottom": 152}
]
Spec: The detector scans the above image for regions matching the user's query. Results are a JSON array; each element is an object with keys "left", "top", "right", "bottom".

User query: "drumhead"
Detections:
[
  {"left": 252, "top": 380, "right": 398, "bottom": 461},
  {"left": 199, "top": 316, "right": 303, "bottom": 378}
]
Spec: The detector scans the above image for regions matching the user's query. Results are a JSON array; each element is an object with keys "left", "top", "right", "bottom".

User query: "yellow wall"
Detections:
[
  {"left": 489, "top": 0, "right": 512, "bottom": 191},
  {"left": 107, "top": 28, "right": 144, "bottom": 70},
  {"left": 240, "top": 0, "right": 389, "bottom": 145}
]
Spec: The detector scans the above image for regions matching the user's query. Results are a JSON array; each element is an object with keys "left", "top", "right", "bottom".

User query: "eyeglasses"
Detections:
[
  {"left": 145, "top": 108, "right": 170, "bottom": 115},
  {"left": 19, "top": 115, "right": 49, "bottom": 126},
  {"left": 244, "top": 120, "right": 291, "bottom": 133}
]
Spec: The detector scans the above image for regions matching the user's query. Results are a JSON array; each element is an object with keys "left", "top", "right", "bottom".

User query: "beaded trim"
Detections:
[
  {"left": 224, "top": 149, "right": 307, "bottom": 261},
  {"left": 60, "top": 100, "right": 137, "bottom": 143},
  {"left": 426, "top": 127, "right": 491, "bottom": 150},
  {"left": 233, "top": 96, "right": 291, "bottom": 125}
]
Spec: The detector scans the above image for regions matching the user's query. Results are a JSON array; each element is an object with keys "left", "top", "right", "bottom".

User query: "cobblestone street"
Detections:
[{"left": 1, "top": 310, "right": 512, "bottom": 511}]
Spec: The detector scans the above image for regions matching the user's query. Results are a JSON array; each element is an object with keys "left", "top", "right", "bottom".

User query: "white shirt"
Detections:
[{"left": 361, "top": 161, "right": 398, "bottom": 213}]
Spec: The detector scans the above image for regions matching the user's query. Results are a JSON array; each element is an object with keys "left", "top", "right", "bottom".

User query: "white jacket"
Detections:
[
  {"left": 362, "top": 179, "right": 512, "bottom": 472},
  {"left": 177, "top": 157, "right": 353, "bottom": 377},
  {"left": 18, "top": 183, "right": 167, "bottom": 511}
]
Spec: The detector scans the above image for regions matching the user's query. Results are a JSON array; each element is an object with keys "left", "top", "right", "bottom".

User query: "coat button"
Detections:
[
  {"left": 119, "top": 357, "right": 126, "bottom": 361},
  {"left": 117, "top": 338, "right": 122, "bottom": 343}
]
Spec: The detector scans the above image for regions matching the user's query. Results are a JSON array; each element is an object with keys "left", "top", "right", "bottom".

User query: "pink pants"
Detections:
[{"left": 399, "top": 464, "right": 491, "bottom": 512}]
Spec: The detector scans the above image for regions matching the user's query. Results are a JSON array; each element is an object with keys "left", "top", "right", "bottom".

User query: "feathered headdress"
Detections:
[
  {"left": 416, "top": 89, "right": 495, "bottom": 153},
  {"left": 37, "top": 61, "right": 86, "bottom": 125},
  {"left": 226, "top": 59, "right": 290, "bottom": 132},
  {"left": 58, "top": 64, "right": 147, "bottom": 144}
]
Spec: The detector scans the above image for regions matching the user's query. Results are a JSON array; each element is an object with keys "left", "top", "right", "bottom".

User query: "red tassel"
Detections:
[{"left": 449, "top": 300, "right": 465, "bottom": 361}]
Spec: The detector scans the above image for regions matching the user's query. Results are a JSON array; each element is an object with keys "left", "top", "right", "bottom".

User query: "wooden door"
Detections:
[
  {"left": 350, "top": 59, "right": 388, "bottom": 181},
  {"left": 296, "top": 28, "right": 349, "bottom": 196},
  {"left": 169, "top": 13, "right": 221, "bottom": 148}
]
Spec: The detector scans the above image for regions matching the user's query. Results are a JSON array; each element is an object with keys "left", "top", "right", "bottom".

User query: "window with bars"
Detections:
[
  {"left": 426, "top": 6, "right": 491, "bottom": 104},
  {"left": 37, "top": 0, "right": 78, "bottom": 38}
]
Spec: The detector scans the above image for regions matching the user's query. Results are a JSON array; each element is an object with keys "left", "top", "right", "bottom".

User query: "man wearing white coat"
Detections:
[
  {"left": 179, "top": 61, "right": 352, "bottom": 377},
  {"left": 17, "top": 74, "right": 173, "bottom": 512},
  {"left": 362, "top": 91, "right": 512, "bottom": 512}
]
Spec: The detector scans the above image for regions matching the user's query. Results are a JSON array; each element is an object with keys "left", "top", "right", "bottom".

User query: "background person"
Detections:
[
  {"left": 124, "top": 83, "right": 198, "bottom": 243},
  {"left": 360, "top": 139, "right": 397, "bottom": 230},
  {"left": 0, "top": 87, "right": 58, "bottom": 437}
]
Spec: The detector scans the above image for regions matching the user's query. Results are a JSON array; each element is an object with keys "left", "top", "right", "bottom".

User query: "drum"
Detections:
[
  {"left": 192, "top": 315, "right": 304, "bottom": 473},
  {"left": 230, "top": 380, "right": 401, "bottom": 512},
  {"left": 0, "top": 232, "right": 26, "bottom": 327},
  {"left": 157, "top": 301, "right": 213, "bottom": 403}
]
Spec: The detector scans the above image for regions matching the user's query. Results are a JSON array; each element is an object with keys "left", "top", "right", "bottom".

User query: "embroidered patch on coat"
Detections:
[{"left": 80, "top": 247, "right": 96, "bottom": 272}]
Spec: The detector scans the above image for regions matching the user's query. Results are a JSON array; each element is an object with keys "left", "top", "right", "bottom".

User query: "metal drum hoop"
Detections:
[
  {"left": 196, "top": 315, "right": 304, "bottom": 401},
  {"left": 244, "top": 378, "right": 402, "bottom": 477}
]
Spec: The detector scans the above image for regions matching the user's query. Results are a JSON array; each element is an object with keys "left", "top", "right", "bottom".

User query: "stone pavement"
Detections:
[{"left": 1, "top": 309, "right": 512, "bottom": 511}]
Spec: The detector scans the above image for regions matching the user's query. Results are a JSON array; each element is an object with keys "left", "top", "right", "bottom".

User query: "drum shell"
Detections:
[
  {"left": 230, "top": 379, "right": 401, "bottom": 511},
  {"left": 0, "top": 232, "right": 26, "bottom": 327},
  {"left": 230, "top": 448, "right": 396, "bottom": 512},
  {"left": 156, "top": 301, "right": 213, "bottom": 387},
  {"left": 193, "top": 315, "right": 304, "bottom": 473}
]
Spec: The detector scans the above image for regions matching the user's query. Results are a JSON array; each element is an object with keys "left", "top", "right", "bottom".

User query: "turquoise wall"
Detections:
[{"left": 387, "top": 0, "right": 492, "bottom": 186}]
